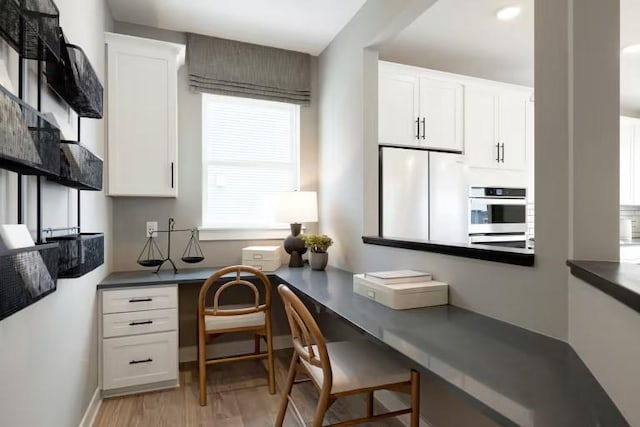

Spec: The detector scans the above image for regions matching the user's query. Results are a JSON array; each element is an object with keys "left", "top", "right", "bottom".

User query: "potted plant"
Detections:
[{"left": 301, "top": 234, "right": 333, "bottom": 271}]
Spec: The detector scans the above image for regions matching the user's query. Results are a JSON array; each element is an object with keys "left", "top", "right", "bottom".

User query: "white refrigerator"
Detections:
[{"left": 380, "top": 146, "right": 468, "bottom": 244}]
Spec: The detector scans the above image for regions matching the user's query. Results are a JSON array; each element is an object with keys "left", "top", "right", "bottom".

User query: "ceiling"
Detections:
[
  {"left": 380, "top": 0, "right": 640, "bottom": 115},
  {"left": 107, "top": 0, "right": 366, "bottom": 55}
]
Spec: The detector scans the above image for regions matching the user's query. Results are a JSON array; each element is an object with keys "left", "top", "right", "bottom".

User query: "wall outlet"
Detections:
[{"left": 146, "top": 221, "right": 158, "bottom": 238}]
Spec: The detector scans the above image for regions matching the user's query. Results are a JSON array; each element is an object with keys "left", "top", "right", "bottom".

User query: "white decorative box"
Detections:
[
  {"left": 242, "top": 246, "right": 282, "bottom": 272},
  {"left": 353, "top": 274, "right": 448, "bottom": 310}
]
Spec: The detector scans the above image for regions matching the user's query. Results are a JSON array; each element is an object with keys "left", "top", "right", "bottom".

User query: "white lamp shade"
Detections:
[{"left": 272, "top": 191, "right": 318, "bottom": 224}]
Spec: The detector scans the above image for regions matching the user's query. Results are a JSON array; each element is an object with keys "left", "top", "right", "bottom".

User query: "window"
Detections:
[{"left": 201, "top": 94, "right": 300, "bottom": 235}]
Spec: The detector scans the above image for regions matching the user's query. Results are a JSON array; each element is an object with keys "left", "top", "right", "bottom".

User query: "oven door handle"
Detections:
[
  {"left": 470, "top": 198, "right": 526, "bottom": 206},
  {"left": 469, "top": 235, "right": 526, "bottom": 243}
]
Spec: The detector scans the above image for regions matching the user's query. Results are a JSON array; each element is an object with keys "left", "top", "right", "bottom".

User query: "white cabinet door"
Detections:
[
  {"left": 465, "top": 86, "right": 528, "bottom": 172},
  {"left": 465, "top": 87, "right": 499, "bottom": 169},
  {"left": 106, "top": 33, "right": 184, "bottom": 197},
  {"left": 379, "top": 70, "right": 420, "bottom": 146},
  {"left": 620, "top": 117, "right": 634, "bottom": 205},
  {"left": 499, "top": 93, "right": 527, "bottom": 171},
  {"left": 419, "top": 77, "right": 463, "bottom": 151}
]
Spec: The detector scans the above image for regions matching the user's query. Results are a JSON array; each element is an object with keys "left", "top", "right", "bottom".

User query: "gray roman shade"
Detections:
[{"left": 187, "top": 33, "right": 311, "bottom": 105}]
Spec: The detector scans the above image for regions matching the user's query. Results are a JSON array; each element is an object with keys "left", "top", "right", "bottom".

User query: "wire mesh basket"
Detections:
[
  {"left": 0, "top": 83, "right": 60, "bottom": 176},
  {"left": 49, "top": 141, "right": 103, "bottom": 190},
  {"left": 45, "top": 233, "right": 104, "bottom": 278},
  {"left": 47, "top": 29, "right": 103, "bottom": 118},
  {"left": 0, "top": 242, "right": 59, "bottom": 321},
  {"left": 0, "top": 0, "right": 60, "bottom": 61}
]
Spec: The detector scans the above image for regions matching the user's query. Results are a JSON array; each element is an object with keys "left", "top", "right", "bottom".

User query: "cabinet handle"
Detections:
[
  {"left": 171, "top": 162, "right": 174, "bottom": 188},
  {"left": 415, "top": 117, "right": 420, "bottom": 139},
  {"left": 421, "top": 117, "right": 426, "bottom": 140},
  {"left": 500, "top": 143, "right": 505, "bottom": 163},
  {"left": 129, "top": 298, "right": 152, "bottom": 303},
  {"left": 129, "top": 358, "right": 153, "bottom": 365},
  {"left": 496, "top": 143, "right": 500, "bottom": 162},
  {"left": 129, "top": 320, "right": 153, "bottom": 326}
]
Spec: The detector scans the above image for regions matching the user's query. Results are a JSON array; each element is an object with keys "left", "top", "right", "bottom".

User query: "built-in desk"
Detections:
[{"left": 99, "top": 266, "right": 626, "bottom": 426}]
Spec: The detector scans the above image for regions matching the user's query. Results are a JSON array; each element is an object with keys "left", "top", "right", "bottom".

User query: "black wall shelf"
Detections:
[
  {"left": 0, "top": 83, "right": 60, "bottom": 176},
  {"left": 45, "top": 231, "right": 103, "bottom": 278},
  {"left": 0, "top": 242, "right": 59, "bottom": 321},
  {"left": 49, "top": 141, "right": 103, "bottom": 190},
  {"left": 0, "top": 0, "right": 105, "bottom": 291},
  {"left": 47, "top": 28, "right": 103, "bottom": 118},
  {"left": 0, "top": 0, "right": 61, "bottom": 62}
]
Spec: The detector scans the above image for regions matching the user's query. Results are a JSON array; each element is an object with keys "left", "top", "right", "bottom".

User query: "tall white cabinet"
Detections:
[
  {"left": 379, "top": 62, "right": 463, "bottom": 152},
  {"left": 620, "top": 116, "right": 640, "bottom": 205},
  {"left": 105, "top": 33, "right": 185, "bottom": 197}
]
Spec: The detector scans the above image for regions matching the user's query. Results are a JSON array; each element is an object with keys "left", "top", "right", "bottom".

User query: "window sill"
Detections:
[{"left": 199, "top": 227, "right": 290, "bottom": 241}]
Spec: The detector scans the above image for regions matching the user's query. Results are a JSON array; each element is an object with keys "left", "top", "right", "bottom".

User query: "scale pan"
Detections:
[
  {"left": 181, "top": 256, "right": 204, "bottom": 264},
  {"left": 138, "top": 259, "right": 164, "bottom": 267}
]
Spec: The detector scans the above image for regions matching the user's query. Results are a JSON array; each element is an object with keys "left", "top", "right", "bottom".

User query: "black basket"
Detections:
[
  {"left": 0, "top": 0, "right": 60, "bottom": 61},
  {"left": 48, "top": 141, "right": 103, "bottom": 190},
  {"left": 0, "top": 83, "right": 60, "bottom": 176},
  {"left": 47, "top": 29, "right": 103, "bottom": 118},
  {"left": 45, "top": 233, "right": 103, "bottom": 278},
  {"left": 0, "top": 242, "right": 59, "bottom": 321}
]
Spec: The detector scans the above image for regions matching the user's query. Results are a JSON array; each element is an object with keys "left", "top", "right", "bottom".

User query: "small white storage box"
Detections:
[
  {"left": 353, "top": 274, "right": 448, "bottom": 310},
  {"left": 242, "top": 246, "right": 282, "bottom": 272}
]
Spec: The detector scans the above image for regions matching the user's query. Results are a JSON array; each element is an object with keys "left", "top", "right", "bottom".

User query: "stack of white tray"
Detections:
[
  {"left": 353, "top": 270, "right": 448, "bottom": 310},
  {"left": 242, "top": 246, "right": 282, "bottom": 272}
]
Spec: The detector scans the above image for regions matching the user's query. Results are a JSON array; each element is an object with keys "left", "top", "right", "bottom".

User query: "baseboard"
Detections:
[
  {"left": 179, "top": 334, "right": 292, "bottom": 363},
  {"left": 78, "top": 387, "right": 102, "bottom": 427},
  {"left": 375, "top": 390, "right": 432, "bottom": 427}
]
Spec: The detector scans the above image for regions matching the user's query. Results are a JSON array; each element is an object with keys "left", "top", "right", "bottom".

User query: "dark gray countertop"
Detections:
[
  {"left": 99, "top": 266, "right": 626, "bottom": 426},
  {"left": 567, "top": 260, "right": 640, "bottom": 314}
]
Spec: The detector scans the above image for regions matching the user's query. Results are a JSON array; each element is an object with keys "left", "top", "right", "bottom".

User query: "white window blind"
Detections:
[{"left": 202, "top": 94, "right": 300, "bottom": 229}]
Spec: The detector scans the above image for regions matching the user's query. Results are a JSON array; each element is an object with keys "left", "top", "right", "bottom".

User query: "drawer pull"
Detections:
[
  {"left": 129, "top": 358, "right": 153, "bottom": 365},
  {"left": 129, "top": 298, "right": 153, "bottom": 303},
  {"left": 129, "top": 320, "right": 153, "bottom": 326}
]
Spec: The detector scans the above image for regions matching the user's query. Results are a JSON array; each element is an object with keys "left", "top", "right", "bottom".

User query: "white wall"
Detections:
[
  {"left": 318, "top": 0, "right": 572, "bottom": 339},
  {"left": 568, "top": 276, "right": 640, "bottom": 425},
  {"left": 109, "top": 22, "right": 319, "bottom": 272},
  {"left": 0, "top": 1, "right": 113, "bottom": 426}
]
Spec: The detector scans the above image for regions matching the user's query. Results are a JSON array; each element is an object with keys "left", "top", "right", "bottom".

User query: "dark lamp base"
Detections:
[{"left": 284, "top": 223, "right": 307, "bottom": 268}]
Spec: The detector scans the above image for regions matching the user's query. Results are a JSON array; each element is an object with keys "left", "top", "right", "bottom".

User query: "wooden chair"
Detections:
[
  {"left": 275, "top": 284, "right": 420, "bottom": 427},
  {"left": 197, "top": 265, "right": 275, "bottom": 406}
]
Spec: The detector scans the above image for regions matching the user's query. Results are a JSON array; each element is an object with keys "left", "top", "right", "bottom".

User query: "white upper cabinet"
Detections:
[
  {"left": 465, "top": 85, "right": 528, "bottom": 171},
  {"left": 619, "top": 116, "right": 640, "bottom": 206},
  {"left": 378, "top": 62, "right": 463, "bottom": 151},
  {"left": 378, "top": 71, "right": 420, "bottom": 146},
  {"left": 620, "top": 117, "right": 634, "bottom": 205},
  {"left": 419, "top": 77, "right": 464, "bottom": 151},
  {"left": 105, "top": 33, "right": 185, "bottom": 197}
]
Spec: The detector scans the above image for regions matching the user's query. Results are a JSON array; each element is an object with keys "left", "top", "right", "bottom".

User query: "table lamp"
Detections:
[{"left": 273, "top": 191, "right": 318, "bottom": 267}]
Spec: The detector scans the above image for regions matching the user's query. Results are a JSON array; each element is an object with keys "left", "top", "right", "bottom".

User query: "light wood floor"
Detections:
[{"left": 94, "top": 349, "right": 401, "bottom": 427}]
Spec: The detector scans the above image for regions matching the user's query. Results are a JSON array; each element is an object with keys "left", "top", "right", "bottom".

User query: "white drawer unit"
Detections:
[
  {"left": 103, "top": 331, "right": 178, "bottom": 390},
  {"left": 103, "top": 286, "right": 177, "bottom": 314},
  {"left": 103, "top": 308, "right": 177, "bottom": 338},
  {"left": 100, "top": 284, "right": 179, "bottom": 396}
]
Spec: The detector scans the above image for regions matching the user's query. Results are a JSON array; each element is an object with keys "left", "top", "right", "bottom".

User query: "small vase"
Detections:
[{"left": 309, "top": 252, "right": 328, "bottom": 271}]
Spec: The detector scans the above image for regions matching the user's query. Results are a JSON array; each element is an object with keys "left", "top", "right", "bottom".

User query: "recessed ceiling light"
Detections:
[
  {"left": 622, "top": 44, "right": 640, "bottom": 54},
  {"left": 496, "top": 6, "right": 522, "bottom": 21}
]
